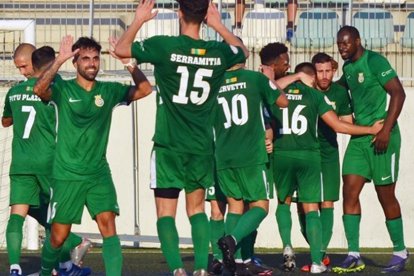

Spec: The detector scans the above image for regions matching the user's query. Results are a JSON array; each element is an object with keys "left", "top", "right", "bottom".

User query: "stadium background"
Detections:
[{"left": 0, "top": 0, "right": 413, "bottom": 252}]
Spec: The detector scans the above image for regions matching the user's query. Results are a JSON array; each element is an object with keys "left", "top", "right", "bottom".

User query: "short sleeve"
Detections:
[
  {"left": 219, "top": 43, "right": 246, "bottom": 69},
  {"left": 131, "top": 36, "right": 164, "bottom": 65},
  {"left": 258, "top": 73, "right": 281, "bottom": 106},
  {"left": 336, "top": 88, "right": 352, "bottom": 117},
  {"left": 2, "top": 90, "right": 12, "bottom": 118},
  {"left": 50, "top": 74, "right": 66, "bottom": 104},
  {"left": 369, "top": 54, "right": 398, "bottom": 87},
  {"left": 317, "top": 92, "right": 334, "bottom": 117}
]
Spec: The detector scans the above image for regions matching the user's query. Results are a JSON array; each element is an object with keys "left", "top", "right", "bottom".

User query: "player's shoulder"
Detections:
[{"left": 330, "top": 82, "right": 347, "bottom": 94}]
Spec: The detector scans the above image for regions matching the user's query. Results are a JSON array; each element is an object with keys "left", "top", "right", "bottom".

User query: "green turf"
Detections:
[{"left": 0, "top": 248, "right": 412, "bottom": 275}]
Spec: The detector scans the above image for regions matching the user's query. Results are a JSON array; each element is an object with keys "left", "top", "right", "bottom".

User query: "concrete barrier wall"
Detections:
[{"left": 72, "top": 88, "right": 414, "bottom": 249}]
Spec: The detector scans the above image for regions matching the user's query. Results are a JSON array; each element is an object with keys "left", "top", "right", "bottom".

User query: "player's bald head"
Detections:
[
  {"left": 13, "top": 43, "right": 36, "bottom": 78},
  {"left": 14, "top": 43, "right": 36, "bottom": 60}
]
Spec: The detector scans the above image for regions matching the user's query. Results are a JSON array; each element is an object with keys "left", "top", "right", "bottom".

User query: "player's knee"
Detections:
[{"left": 50, "top": 234, "right": 66, "bottom": 248}]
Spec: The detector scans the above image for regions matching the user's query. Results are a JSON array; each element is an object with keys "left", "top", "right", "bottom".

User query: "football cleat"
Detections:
[
  {"left": 59, "top": 264, "right": 92, "bottom": 276},
  {"left": 208, "top": 259, "right": 223, "bottom": 275},
  {"left": 381, "top": 252, "right": 409, "bottom": 273},
  {"left": 332, "top": 255, "right": 365, "bottom": 273},
  {"left": 310, "top": 263, "right": 327, "bottom": 274},
  {"left": 301, "top": 255, "right": 330, "bottom": 272},
  {"left": 173, "top": 268, "right": 187, "bottom": 276},
  {"left": 71, "top": 238, "right": 93, "bottom": 266},
  {"left": 218, "top": 235, "right": 237, "bottom": 273},
  {"left": 282, "top": 245, "right": 296, "bottom": 271}
]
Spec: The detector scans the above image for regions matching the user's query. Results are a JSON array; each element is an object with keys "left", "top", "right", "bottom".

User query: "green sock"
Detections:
[
  {"left": 386, "top": 217, "right": 406, "bottom": 252},
  {"left": 40, "top": 237, "right": 61, "bottom": 276},
  {"left": 232, "top": 207, "right": 267, "bottom": 243},
  {"left": 343, "top": 214, "right": 361, "bottom": 252},
  {"left": 59, "top": 233, "right": 83, "bottom": 262},
  {"left": 225, "top": 213, "right": 242, "bottom": 260},
  {"left": 210, "top": 218, "right": 224, "bottom": 260},
  {"left": 306, "top": 211, "right": 322, "bottom": 264},
  {"left": 6, "top": 214, "right": 25, "bottom": 265},
  {"left": 241, "top": 230, "right": 257, "bottom": 261},
  {"left": 276, "top": 204, "right": 292, "bottom": 248},
  {"left": 320, "top": 208, "right": 334, "bottom": 253},
  {"left": 157, "top": 216, "right": 183, "bottom": 271},
  {"left": 190, "top": 213, "right": 210, "bottom": 270},
  {"left": 102, "top": 235, "right": 122, "bottom": 276},
  {"left": 298, "top": 212, "right": 308, "bottom": 243}
]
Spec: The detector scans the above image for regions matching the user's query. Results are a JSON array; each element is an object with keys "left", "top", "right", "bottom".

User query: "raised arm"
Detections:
[
  {"left": 374, "top": 77, "right": 406, "bottom": 152},
  {"left": 109, "top": 36, "right": 153, "bottom": 101},
  {"left": 274, "top": 71, "right": 314, "bottom": 90},
  {"left": 114, "top": 0, "right": 158, "bottom": 58},
  {"left": 321, "top": 110, "right": 382, "bottom": 136},
  {"left": 33, "top": 35, "right": 79, "bottom": 101},
  {"left": 261, "top": 65, "right": 288, "bottom": 108},
  {"left": 205, "top": 2, "right": 249, "bottom": 59}
]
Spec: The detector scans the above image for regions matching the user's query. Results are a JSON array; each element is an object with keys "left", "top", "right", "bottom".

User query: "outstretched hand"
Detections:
[
  {"left": 134, "top": 0, "right": 158, "bottom": 24},
  {"left": 205, "top": 2, "right": 222, "bottom": 30},
  {"left": 57, "top": 35, "right": 79, "bottom": 63},
  {"left": 108, "top": 36, "right": 131, "bottom": 64}
]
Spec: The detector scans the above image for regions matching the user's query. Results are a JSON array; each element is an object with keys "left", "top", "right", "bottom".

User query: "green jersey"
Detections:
[
  {"left": 318, "top": 82, "right": 352, "bottom": 161},
  {"left": 214, "top": 68, "right": 281, "bottom": 169},
  {"left": 2, "top": 78, "right": 56, "bottom": 175},
  {"left": 51, "top": 78, "right": 130, "bottom": 180},
  {"left": 339, "top": 50, "right": 397, "bottom": 127},
  {"left": 270, "top": 82, "right": 333, "bottom": 159},
  {"left": 131, "top": 35, "right": 246, "bottom": 155}
]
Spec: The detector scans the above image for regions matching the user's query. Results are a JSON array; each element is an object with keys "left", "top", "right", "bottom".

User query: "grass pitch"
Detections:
[{"left": 0, "top": 248, "right": 412, "bottom": 275}]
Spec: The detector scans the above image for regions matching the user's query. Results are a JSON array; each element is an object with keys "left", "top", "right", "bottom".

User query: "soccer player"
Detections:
[
  {"left": 259, "top": 42, "right": 313, "bottom": 271},
  {"left": 2, "top": 45, "right": 91, "bottom": 276},
  {"left": 268, "top": 62, "right": 383, "bottom": 273},
  {"left": 293, "top": 55, "right": 353, "bottom": 272},
  {"left": 215, "top": 58, "right": 288, "bottom": 275},
  {"left": 333, "top": 26, "right": 408, "bottom": 274},
  {"left": 114, "top": 0, "right": 248, "bottom": 275},
  {"left": 33, "top": 36, "right": 153, "bottom": 276}
]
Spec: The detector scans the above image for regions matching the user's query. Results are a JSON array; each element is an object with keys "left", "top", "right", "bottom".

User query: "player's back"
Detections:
[
  {"left": 132, "top": 35, "right": 246, "bottom": 155},
  {"left": 215, "top": 68, "right": 279, "bottom": 169},
  {"left": 4, "top": 78, "right": 56, "bottom": 174},
  {"left": 271, "top": 82, "right": 332, "bottom": 155}
]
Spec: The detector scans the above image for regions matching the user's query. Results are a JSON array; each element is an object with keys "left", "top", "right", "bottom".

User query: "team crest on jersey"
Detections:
[
  {"left": 358, "top": 72, "right": 364, "bottom": 83},
  {"left": 94, "top": 94, "right": 104, "bottom": 107}
]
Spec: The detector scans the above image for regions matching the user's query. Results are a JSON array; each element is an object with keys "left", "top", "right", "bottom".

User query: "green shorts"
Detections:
[
  {"left": 206, "top": 171, "right": 227, "bottom": 202},
  {"left": 49, "top": 173, "right": 119, "bottom": 224},
  {"left": 217, "top": 164, "right": 271, "bottom": 202},
  {"left": 274, "top": 152, "right": 322, "bottom": 203},
  {"left": 321, "top": 158, "right": 340, "bottom": 202},
  {"left": 342, "top": 127, "right": 400, "bottom": 185},
  {"left": 150, "top": 146, "right": 214, "bottom": 193},
  {"left": 9, "top": 174, "right": 51, "bottom": 207}
]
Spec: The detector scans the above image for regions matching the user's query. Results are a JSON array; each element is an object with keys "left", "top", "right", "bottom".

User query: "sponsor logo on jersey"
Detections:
[
  {"left": 358, "top": 72, "right": 364, "bottom": 83},
  {"left": 191, "top": 48, "right": 206, "bottom": 55},
  {"left": 225, "top": 77, "right": 238, "bottom": 84},
  {"left": 381, "top": 68, "right": 393, "bottom": 77},
  {"left": 288, "top": 89, "right": 300, "bottom": 94},
  {"left": 94, "top": 94, "right": 104, "bottom": 107},
  {"left": 69, "top": 97, "right": 82, "bottom": 103}
]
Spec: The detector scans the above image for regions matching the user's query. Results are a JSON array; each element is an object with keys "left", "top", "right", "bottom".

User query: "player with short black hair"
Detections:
[
  {"left": 333, "top": 25, "right": 408, "bottom": 274},
  {"left": 34, "top": 35, "right": 153, "bottom": 276}
]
